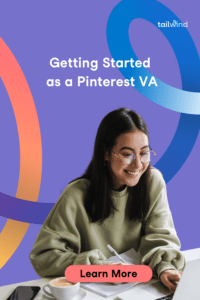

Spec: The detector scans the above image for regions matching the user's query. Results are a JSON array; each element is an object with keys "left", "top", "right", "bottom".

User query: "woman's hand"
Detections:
[
  {"left": 109, "top": 262, "right": 126, "bottom": 285},
  {"left": 160, "top": 269, "right": 182, "bottom": 293}
]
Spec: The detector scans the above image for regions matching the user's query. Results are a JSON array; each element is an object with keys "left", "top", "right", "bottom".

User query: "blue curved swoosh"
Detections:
[
  {"left": 0, "top": 192, "right": 54, "bottom": 224},
  {"left": 107, "top": 0, "right": 200, "bottom": 114}
]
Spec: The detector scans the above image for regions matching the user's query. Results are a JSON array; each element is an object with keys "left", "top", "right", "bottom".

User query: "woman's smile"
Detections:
[{"left": 124, "top": 170, "right": 140, "bottom": 176}]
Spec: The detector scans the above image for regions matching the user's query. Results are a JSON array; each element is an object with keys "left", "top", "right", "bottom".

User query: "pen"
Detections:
[{"left": 107, "top": 244, "right": 127, "bottom": 264}]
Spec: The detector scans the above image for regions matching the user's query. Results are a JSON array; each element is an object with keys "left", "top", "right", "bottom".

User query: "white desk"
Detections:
[{"left": 1, "top": 248, "right": 200, "bottom": 300}]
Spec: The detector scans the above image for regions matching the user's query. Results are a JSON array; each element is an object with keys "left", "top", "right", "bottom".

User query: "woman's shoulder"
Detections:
[
  {"left": 150, "top": 167, "right": 165, "bottom": 182},
  {"left": 149, "top": 167, "right": 166, "bottom": 194},
  {"left": 42, "top": 178, "right": 90, "bottom": 229},
  {"left": 66, "top": 178, "right": 90, "bottom": 192},
  {"left": 59, "top": 178, "right": 90, "bottom": 205},
  {"left": 146, "top": 167, "right": 169, "bottom": 217}
]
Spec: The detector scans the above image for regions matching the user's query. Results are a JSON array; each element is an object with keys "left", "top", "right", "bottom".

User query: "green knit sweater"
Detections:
[{"left": 29, "top": 168, "right": 185, "bottom": 278}]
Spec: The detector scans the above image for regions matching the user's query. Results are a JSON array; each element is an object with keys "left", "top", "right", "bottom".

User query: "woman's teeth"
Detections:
[{"left": 125, "top": 171, "right": 139, "bottom": 175}]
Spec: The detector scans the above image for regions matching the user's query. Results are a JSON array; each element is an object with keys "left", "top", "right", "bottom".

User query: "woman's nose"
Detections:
[{"left": 130, "top": 155, "right": 142, "bottom": 170}]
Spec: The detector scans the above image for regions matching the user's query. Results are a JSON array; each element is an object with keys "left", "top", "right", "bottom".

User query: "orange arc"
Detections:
[{"left": 0, "top": 38, "right": 42, "bottom": 268}]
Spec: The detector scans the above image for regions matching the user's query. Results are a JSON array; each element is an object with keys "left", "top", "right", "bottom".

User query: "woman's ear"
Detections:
[{"left": 104, "top": 150, "right": 109, "bottom": 161}]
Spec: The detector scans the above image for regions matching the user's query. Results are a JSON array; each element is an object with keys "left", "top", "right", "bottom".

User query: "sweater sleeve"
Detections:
[
  {"left": 29, "top": 180, "right": 110, "bottom": 278},
  {"left": 138, "top": 169, "right": 185, "bottom": 279}
]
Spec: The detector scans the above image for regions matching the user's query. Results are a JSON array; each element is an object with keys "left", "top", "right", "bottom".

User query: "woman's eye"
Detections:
[
  {"left": 122, "top": 153, "right": 132, "bottom": 157},
  {"left": 141, "top": 152, "right": 149, "bottom": 156}
]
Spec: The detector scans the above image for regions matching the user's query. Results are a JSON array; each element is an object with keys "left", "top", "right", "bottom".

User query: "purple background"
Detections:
[{"left": 0, "top": 0, "right": 199, "bottom": 286}]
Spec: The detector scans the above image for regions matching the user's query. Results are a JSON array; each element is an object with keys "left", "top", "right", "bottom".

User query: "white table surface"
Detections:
[
  {"left": 0, "top": 277, "right": 160, "bottom": 300},
  {"left": 1, "top": 248, "right": 200, "bottom": 300}
]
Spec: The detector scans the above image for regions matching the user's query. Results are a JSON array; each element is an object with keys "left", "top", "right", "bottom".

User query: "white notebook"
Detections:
[{"left": 81, "top": 248, "right": 141, "bottom": 297}]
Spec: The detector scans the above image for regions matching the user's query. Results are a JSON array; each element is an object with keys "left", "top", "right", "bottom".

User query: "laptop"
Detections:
[
  {"left": 109, "top": 259, "right": 200, "bottom": 300},
  {"left": 150, "top": 258, "right": 200, "bottom": 300}
]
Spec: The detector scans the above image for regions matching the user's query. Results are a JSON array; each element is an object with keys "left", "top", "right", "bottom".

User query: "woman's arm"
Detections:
[
  {"left": 29, "top": 228, "right": 110, "bottom": 277},
  {"left": 138, "top": 169, "right": 185, "bottom": 280},
  {"left": 29, "top": 180, "right": 110, "bottom": 277}
]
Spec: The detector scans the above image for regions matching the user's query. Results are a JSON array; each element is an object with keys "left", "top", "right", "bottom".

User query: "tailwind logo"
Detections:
[{"left": 158, "top": 20, "right": 188, "bottom": 28}]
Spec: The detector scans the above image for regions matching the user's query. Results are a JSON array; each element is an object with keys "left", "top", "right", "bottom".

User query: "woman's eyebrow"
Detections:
[{"left": 120, "top": 145, "right": 149, "bottom": 151}]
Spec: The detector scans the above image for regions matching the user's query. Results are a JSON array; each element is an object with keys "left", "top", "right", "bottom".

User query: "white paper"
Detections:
[{"left": 81, "top": 248, "right": 141, "bottom": 297}]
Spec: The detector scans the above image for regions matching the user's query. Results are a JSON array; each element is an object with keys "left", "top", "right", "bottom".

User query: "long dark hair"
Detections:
[{"left": 81, "top": 108, "right": 151, "bottom": 223}]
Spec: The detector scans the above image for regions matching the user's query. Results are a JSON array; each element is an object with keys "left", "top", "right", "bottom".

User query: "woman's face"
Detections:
[{"left": 105, "top": 130, "right": 149, "bottom": 191}]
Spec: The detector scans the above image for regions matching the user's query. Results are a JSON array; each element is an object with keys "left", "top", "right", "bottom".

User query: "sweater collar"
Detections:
[{"left": 110, "top": 186, "right": 128, "bottom": 198}]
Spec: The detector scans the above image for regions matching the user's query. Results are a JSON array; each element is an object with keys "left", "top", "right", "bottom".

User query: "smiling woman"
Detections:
[
  {"left": 30, "top": 108, "right": 185, "bottom": 293},
  {"left": 105, "top": 131, "right": 151, "bottom": 191}
]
